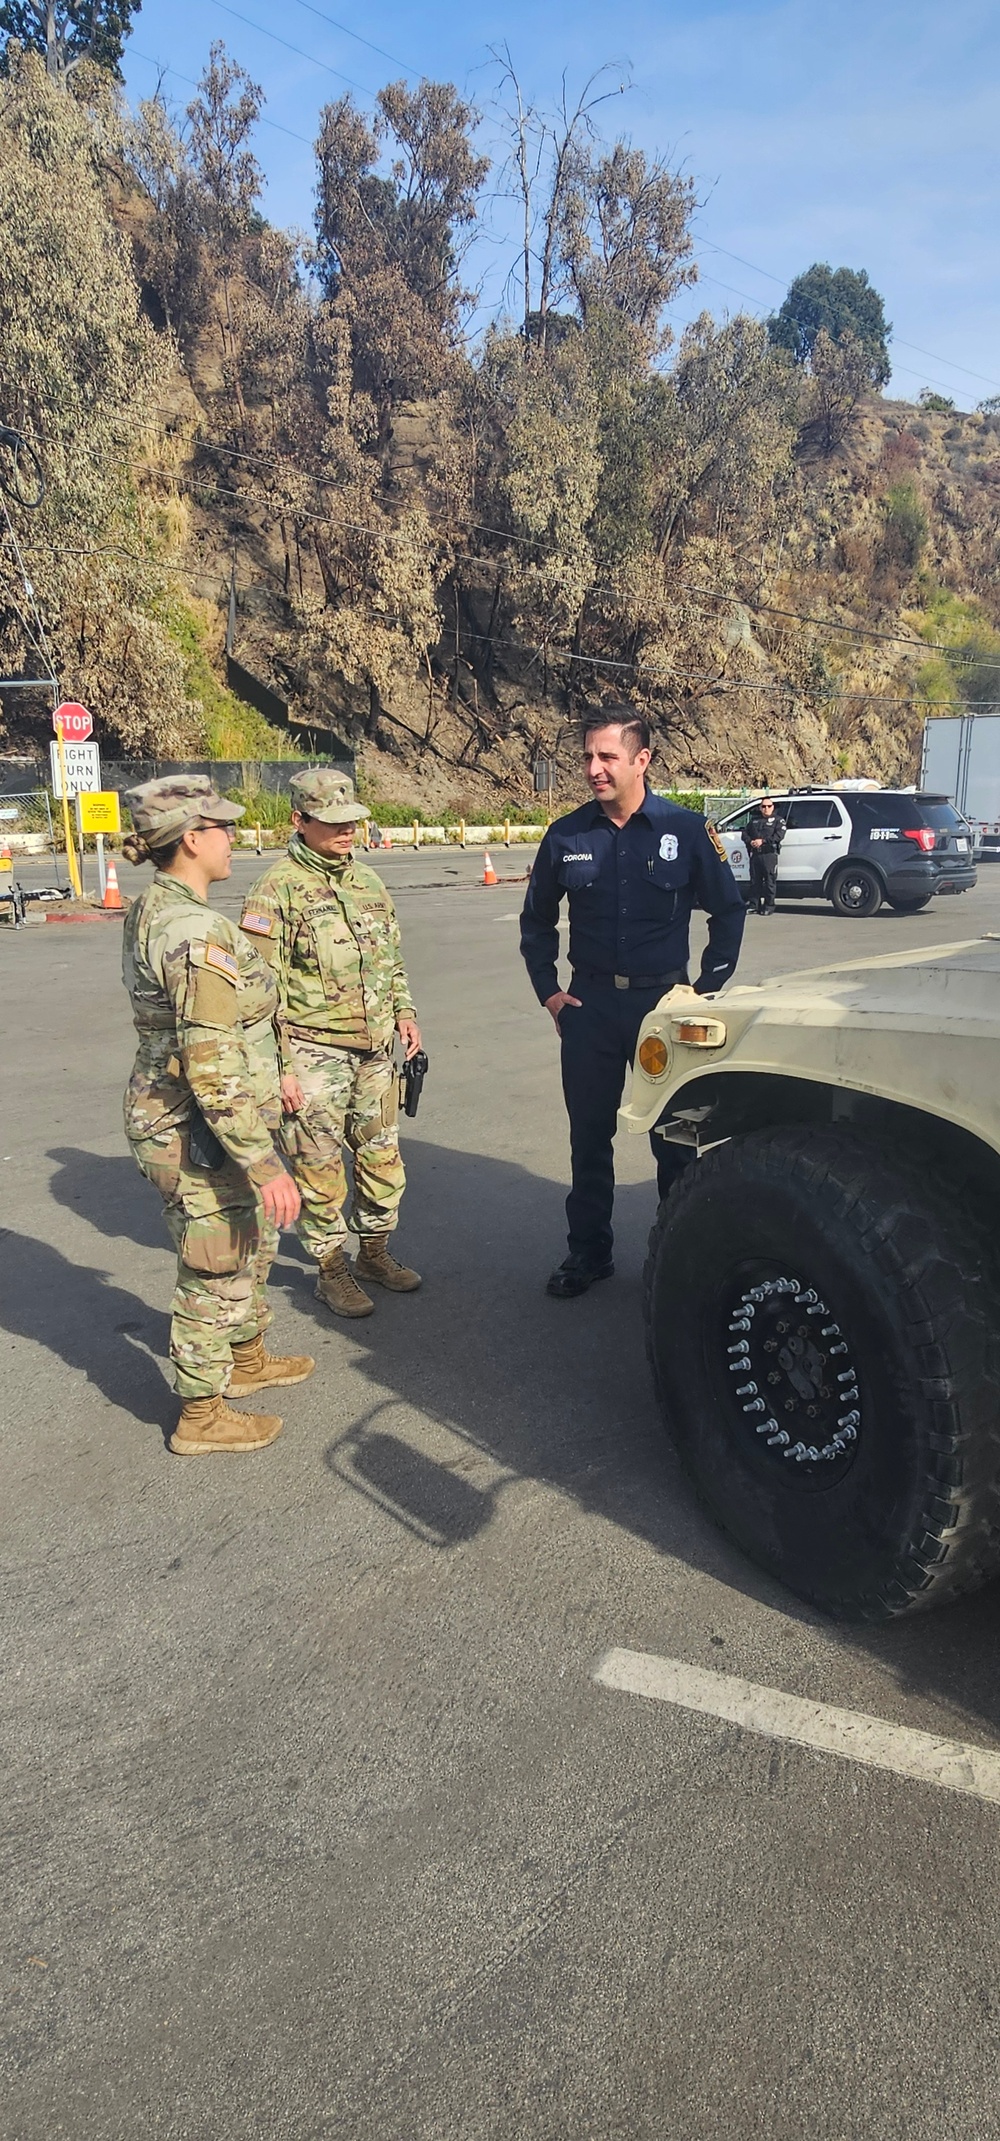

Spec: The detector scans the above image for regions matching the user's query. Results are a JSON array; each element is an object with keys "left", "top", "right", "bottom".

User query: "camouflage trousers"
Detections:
[
  {"left": 129, "top": 1129, "right": 279, "bottom": 1401},
  {"left": 280, "top": 1039, "right": 405, "bottom": 1264}
]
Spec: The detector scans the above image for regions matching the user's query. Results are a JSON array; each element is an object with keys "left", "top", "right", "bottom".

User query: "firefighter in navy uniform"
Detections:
[
  {"left": 520, "top": 709, "right": 746, "bottom": 1298},
  {"left": 741, "top": 796, "right": 786, "bottom": 914}
]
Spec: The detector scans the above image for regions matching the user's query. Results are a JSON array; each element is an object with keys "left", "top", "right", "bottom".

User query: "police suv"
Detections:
[{"left": 716, "top": 783, "right": 976, "bottom": 917}]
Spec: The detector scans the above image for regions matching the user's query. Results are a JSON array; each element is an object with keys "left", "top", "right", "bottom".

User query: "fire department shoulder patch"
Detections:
[{"left": 705, "top": 821, "right": 728, "bottom": 861}]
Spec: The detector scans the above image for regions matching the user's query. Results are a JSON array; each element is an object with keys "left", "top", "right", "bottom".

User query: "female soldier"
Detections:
[{"left": 121, "top": 775, "right": 313, "bottom": 1454}]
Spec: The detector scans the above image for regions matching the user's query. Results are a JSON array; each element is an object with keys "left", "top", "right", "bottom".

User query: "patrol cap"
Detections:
[
  {"left": 290, "top": 769, "right": 369, "bottom": 824},
  {"left": 123, "top": 774, "right": 244, "bottom": 847}
]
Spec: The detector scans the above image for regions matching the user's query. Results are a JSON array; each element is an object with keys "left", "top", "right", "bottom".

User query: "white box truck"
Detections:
[{"left": 921, "top": 713, "right": 1000, "bottom": 857}]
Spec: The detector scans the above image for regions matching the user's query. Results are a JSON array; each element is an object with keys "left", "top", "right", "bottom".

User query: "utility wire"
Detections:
[
  {"left": 130, "top": 47, "right": 315, "bottom": 146},
  {"left": 288, "top": 0, "right": 418, "bottom": 75},
  {"left": 134, "top": 452, "right": 984, "bottom": 666},
  {"left": 691, "top": 230, "right": 1000, "bottom": 400},
  {"left": 206, "top": 0, "right": 379, "bottom": 100}
]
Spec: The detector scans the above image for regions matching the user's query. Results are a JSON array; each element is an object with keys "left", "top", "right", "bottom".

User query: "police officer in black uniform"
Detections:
[
  {"left": 520, "top": 708, "right": 746, "bottom": 1297},
  {"left": 741, "top": 796, "right": 786, "bottom": 914}
]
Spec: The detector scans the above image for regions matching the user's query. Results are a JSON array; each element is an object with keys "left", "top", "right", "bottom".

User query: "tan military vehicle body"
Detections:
[{"left": 622, "top": 942, "right": 1000, "bottom": 1621}]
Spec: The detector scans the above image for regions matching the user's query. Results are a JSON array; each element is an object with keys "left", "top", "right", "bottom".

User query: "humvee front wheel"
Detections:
[{"left": 644, "top": 1126, "right": 1000, "bottom": 1620}]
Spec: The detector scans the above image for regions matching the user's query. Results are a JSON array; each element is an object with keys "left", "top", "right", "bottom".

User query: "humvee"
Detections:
[{"left": 622, "top": 941, "right": 1000, "bottom": 1622}]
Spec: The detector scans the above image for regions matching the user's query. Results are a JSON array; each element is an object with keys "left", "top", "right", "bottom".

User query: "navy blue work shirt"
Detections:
[{"left": 520, "top": 788, "right": 746, "bottom": 1002}]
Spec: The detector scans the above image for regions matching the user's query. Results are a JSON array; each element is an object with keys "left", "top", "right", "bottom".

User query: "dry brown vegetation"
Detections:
[{"left": 1, "top": 43, "right": 998, "bottom": 811}]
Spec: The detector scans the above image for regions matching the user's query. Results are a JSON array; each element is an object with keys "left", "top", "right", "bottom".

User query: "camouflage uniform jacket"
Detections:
[
  {"left": 122, "top": 874, "right": 284, "bottom": 1188},
  {"left": 241, "top": 834, "right": 415, "bottom": 1058}
]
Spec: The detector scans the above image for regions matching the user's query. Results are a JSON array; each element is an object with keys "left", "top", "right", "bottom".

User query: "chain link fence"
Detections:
[{"left": 0, "top": 788, "right": 59, "bottom": 855}]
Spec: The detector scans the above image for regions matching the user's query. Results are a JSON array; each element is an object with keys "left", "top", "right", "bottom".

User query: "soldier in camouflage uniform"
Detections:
[
  {"left": 121, "top": 776, "right": 314, "bottom": 1454},
  {"left": 241, "top": 770, "right": 422, "bottom": 1318}
]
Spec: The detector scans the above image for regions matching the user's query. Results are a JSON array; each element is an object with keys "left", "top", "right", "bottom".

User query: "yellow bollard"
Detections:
[
  {"left": 504, "top": 819, "right": 510, "bottom": 847},
  {"left": 460, "top": 818, "right": 466, "bottom": 848},
  {"left": 413, "top": 819, "right": 420, "bottom": 849}
]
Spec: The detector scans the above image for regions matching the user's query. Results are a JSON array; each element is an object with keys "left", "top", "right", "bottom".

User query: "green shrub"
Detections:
[
  {"left": 163, "top": 599, "right": 305, "bottom": 762},
  {"left": 878, "top": 482, "right": 928, "bottom": 575}
]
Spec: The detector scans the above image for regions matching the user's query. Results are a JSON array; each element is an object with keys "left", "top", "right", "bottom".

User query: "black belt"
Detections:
[{"left": 573, "top": 967, "right": 687, "bottom": 991}]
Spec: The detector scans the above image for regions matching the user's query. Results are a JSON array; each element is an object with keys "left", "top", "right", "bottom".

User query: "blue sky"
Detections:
[{"left": 121, "top": 0, "right": 1000, "bottom": 406}]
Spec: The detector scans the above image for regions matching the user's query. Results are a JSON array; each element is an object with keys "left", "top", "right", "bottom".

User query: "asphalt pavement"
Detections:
[{"left": 4, "top": 849, "right": 1000, "bottom": 2139}]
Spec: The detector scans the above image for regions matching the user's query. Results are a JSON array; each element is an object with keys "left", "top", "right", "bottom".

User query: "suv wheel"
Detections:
[
  {"left": 829, "top": 863, "right": 883, "bottom": 916},
  {"left": 644, "top": 1125, "right": 1000, "bottom": 1620},
  {"left": 887, "top": 894, "right": 932, "bottom": 914}
]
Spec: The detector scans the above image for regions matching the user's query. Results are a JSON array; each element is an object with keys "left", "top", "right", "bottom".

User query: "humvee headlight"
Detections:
[
  {"left": 671, "top": 1017, "right": 727, "bottom": 1047},
  {"left": 638, "top": 1035, "right": 670, "bottom": 1077}
]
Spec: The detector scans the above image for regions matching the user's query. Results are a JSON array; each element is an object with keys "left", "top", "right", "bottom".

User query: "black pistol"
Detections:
[{"left": 401, "top": 1049, "right": 428, "bottom": 1118}]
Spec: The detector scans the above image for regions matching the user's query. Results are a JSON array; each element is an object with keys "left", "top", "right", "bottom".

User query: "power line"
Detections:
[
  {"left": 129, "top": 47, "right": 315, "bottom": 147},
  {"left": 206, "top": 0, "right": 379, "bottom": 101},
  {"left": 288, "top": 0, "right": 418, "bottom": 76},
  {"left": 692, "top": 230, "right": 1000, "bottom": 399},
  {"left": 137, "top": 444, "right": 985, "bottom": 667}
]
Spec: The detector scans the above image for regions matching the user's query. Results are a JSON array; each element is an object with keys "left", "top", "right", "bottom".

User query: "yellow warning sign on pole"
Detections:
[{"left": 77, "top": 791, "right": 121, "bottom": 836}]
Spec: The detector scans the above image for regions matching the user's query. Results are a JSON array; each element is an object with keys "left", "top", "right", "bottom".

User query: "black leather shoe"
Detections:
[{"left": 546, "top": 1256, "right": 615, "bottom": 1299}]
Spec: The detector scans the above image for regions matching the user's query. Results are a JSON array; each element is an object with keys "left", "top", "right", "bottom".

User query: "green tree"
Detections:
[
  {"left": 0, "top": 0, "right": 140, "bottom": 81},
  {"left": 768, "top": 262, "right": 891, "bottom": 387}
]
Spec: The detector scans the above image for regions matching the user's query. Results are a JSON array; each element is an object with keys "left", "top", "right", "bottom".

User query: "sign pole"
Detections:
[
  {"left": 58, "top": 727, "right": 82, "bottom": 898},
  {"left": 95, "top": 831, "right": 107, "bottom": 901}
]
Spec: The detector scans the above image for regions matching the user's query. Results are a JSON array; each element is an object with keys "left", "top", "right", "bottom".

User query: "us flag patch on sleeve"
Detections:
[
  {"left": 204, "top": 943, "right": 240, "bottom": 981},
  {"left": 241, "top": 911, "right": 275, "bottom": 937}
]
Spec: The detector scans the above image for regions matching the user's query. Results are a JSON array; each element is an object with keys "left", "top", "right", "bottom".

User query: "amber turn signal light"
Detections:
[
  {"left": 637, "top": 1035, "right": 670, "bottom": 1077},
  {"left": 671, "top": 1018, "right": 726, "bottom": 1046}
]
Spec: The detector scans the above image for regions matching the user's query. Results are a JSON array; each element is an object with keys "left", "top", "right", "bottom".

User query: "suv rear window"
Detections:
[{"left": 848, "top": 794, "right": 965, "bottom": 833}]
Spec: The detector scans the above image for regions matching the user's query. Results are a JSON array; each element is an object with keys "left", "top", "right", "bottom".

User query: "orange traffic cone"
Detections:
[
  {"left": 482, "top": 850, "right": 498, "bottom": 886},
  {"left": 103, "top": 857, "right": 124, "bottom": 910},
  {"left": 0, "top": 839, "right": 12, "bottom": 873},
  {"left": 382, "top": 826, "right": 392, "bottom": 850}
]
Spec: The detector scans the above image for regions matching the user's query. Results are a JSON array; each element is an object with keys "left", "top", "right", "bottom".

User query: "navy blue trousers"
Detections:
[{"left": 559, "top": 978, "right": 690, "bottom": 1264}]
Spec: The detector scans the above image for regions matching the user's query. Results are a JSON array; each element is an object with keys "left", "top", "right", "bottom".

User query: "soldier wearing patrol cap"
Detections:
[
  {"left": 520, "top": 708, "right": 746, "bottom": 1297},
  {"left": 121, "top": 775, "right": 314, "bottom": 1454},
  {"left": 241, "top": 770, "right": 422, "bottom": 1318}
]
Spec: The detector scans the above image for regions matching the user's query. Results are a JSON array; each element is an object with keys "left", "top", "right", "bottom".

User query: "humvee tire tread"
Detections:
[{"left": 643, "top": 1125, "right": 1000, "bottom": 1620}]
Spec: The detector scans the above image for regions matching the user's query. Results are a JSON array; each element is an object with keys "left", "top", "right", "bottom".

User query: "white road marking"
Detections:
[{"left": 594, "top": 1648, "right": 1000, "bottom": 1807}]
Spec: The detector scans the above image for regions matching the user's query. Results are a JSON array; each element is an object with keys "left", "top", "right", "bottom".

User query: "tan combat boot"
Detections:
[
  {"left": 169, "top": 1396, "right": 282, "bottom": 1455},
  {"left": 315, "top": 1246, "right": 374, "bottom": 1318},
  {"left": 229, "top": 1334, "right": 316, "bottom": 1394},
  {"left": 355, "top": 1235, "right": 422, "bottom": 1292}
]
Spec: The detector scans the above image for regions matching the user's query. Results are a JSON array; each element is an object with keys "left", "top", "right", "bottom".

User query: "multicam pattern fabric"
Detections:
[
  {"left": 279, "top": 1038, "right": 405, "bottom": 1260},
  {"left": 129, "top": 1136, "right": 279, "bottom": 1398},
  {"left": 123, "top": 874, "right": 283, "bottom": 1181},
  {"left": 122, "top": 774, "right": 243, "bottom": 843},
  {"left": 242, "top": 835, "right": 415, "bottom": 1055},
  {"left": 122, "top": 874, "right": 285, "bottom": 1398},
  {"left": 288, "top": 769, "right": 369, "bottom": 823}
]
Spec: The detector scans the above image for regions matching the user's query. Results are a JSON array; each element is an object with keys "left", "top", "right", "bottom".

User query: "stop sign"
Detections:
[{"left": 53, "top": 701, "right": 93, "bottom": 742}]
